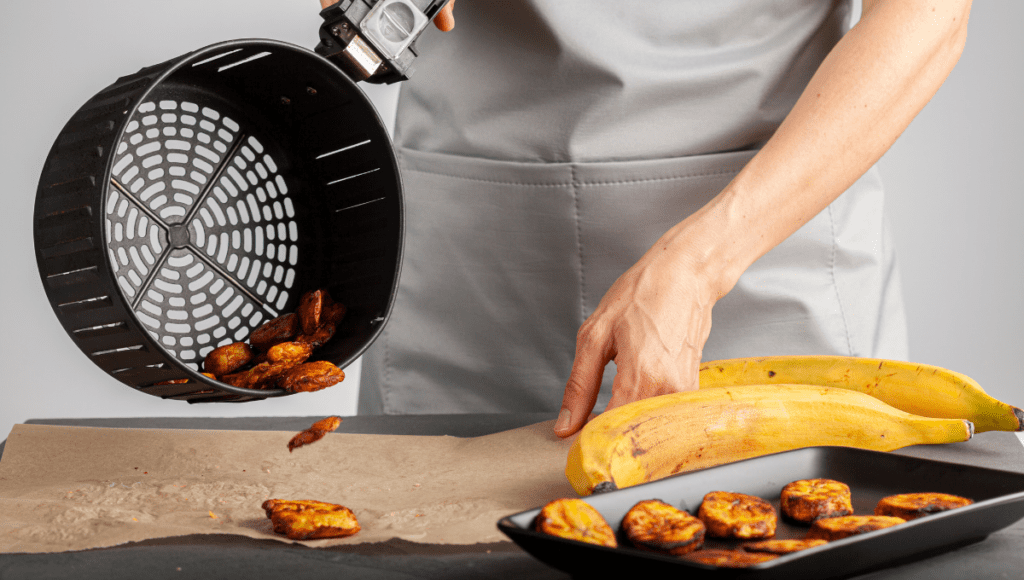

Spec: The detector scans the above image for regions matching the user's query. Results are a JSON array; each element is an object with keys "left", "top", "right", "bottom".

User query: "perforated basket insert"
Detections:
[
  {"left": 110, "top": 100, "right": 295, "bottom": 362},
  {"left": 34, "top": 40, "right": 403, "bottom": 402}
]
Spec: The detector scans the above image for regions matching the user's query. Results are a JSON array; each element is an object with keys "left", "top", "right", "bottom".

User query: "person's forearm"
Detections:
[{"left": 666, "top": 0, "right": 971, "bottom": 297}]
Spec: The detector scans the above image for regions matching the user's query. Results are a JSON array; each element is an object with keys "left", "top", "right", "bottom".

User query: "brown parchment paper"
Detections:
[{"left": 0, "top": 421, "right": 576, "bottom": 554}]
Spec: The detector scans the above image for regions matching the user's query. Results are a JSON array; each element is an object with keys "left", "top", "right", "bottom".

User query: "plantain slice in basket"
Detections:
[
  {"left": 278, "top": 361, "right": 345, "bottom": 393},
  {"left": 266, "top": 341, "right": 315, "bottom": 365},
  {"left": 297, "top": 289, "right": 325, "bottom": 335},
  {"left": 203, "top": 342, "right": 254, "bottom": 377},
  {"left": 249, "top": 313, "right": 300, "bottom": 352}
]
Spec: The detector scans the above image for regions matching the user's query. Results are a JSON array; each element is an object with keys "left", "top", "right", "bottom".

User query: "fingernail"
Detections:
[{"left": 555, "top": 408, "right": 572, "bottom": 432}]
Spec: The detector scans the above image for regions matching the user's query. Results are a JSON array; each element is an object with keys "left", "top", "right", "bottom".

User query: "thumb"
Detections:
[
  {"left": 319, "top": 0, "right": 339, "bottom": 9},
  {"left": 433, "top": 1, "right": 456, "bottom": 32}
]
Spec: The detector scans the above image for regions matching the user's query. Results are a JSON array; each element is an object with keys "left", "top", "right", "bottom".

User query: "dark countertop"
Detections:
[{"left": 1, "top": 415, "right": 1022, "bottom": 580}]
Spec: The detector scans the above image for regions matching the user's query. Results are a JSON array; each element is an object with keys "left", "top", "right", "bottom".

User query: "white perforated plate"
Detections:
[{"left": 105, "top": 99, "right": 299, "bottom": 369}]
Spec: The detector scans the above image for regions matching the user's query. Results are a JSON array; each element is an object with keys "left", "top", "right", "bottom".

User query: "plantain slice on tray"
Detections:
[
  {"left": 621, "top": 499, "right": 706, "bottom": 555},
  {"left": 682, "top": 548, "right": 779, "bottom": 568},
  {"left": 806, "top": 515, "right": 906, "bottom": 541},
  {"left": 534, "top": 498, "right": 617, "bottom": 548},
  {"left": 874, "top": 492, "right": 973, "bottom": 521},
  {"left": 742, "top": 538, "right": 828, "bottom": 554},
  {"left": 780, "top": 478, "right": 854, "bottom": 523},
  {"left": 698, "top": 491, "right": 777, "bottom": 539}
]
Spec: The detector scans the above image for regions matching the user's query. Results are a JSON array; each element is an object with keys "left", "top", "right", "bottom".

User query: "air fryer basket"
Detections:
[{"left": 34, "top": 39, "right": 403, "bottom": 403}]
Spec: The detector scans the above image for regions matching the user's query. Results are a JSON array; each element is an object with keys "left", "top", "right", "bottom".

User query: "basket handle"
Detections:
[{"left": 318, "top": 0, "right": 455, "bottom": 31}]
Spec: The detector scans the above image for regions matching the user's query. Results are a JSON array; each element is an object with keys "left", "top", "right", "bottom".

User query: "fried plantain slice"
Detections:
[
  {"left": 267, "top": 341, "right": 315, "bottom": 365},
  {"left": 288, "top": 416, "right": 343, "bottom": 452},
  {"left": 297, "top": 290, "right": 324, "bottom": 336},
  {"left": 296, "top": 323, "right": 336, "bottom": 349},
  {"left": 221, "top": 361, "right": 296, "bottom": 390},
  {"left": 249, "top": 313, "right": 300, "bottom": 352},
  {"left": 534, "top": 498, "right": 617, "bottom": 548},
  {"left": 154, "top": 371, "right": 217, "bottom": 386},
  {"left": 278, "top": 361, "right": 345, "bottom": 393},
  {"left": 319, "top": 289, "right": 345, "bottom": 323},
  {"left": 219, "top": 367, "right": 260, "bottom": 389},
  {"left": 323, "top": 301, "right": 347, "bottom": 326},
  {"left": 806, "top": 515, "right": 905, "bottom": 541},
  {"left": 682, "top": 548, "right": 779, "bottom": 568},
  {"left": 253, "top": 362, "right": 300, "bottom": 389},
  {"left": 698, "top": 491, "right": 777, "bottom": 539},
  {"left": 621, "top": 499, "right": 706, "bottom": 555},
  {"left": 203, "top": 342, "right": 254, "bottom": 377},
  {"left": 741, "top": 538, "right": 828, "bottom": 554},
  {"left": 874, "top": 492, "right": 973, "bottom": 521},
  {"left": 154, "top": 378, "right": 189, "bottom": 385},
  {"left": 780, "top": 478, "right": 854, "bottom": 523},
  {"left": 262, "top": 499, "right": 360, "bottom": 540}
]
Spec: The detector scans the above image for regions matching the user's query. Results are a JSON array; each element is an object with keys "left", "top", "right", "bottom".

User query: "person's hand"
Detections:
[
  {"left": 548, "top": 0, "right": 973, "bottom": 441},
  {"left": 433, "top": 1, "right": 455, "bottom": 32},
  {"left": 318, "top": 0, "right": 455, "bottom": 32},
  {"left": 552, "top": 230, "right": 723, "bottom": 438}
]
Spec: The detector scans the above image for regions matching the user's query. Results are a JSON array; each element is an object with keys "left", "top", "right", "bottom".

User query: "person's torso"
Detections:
[{"left": 396, "top": 0, "right": 852, "bottom": 162}]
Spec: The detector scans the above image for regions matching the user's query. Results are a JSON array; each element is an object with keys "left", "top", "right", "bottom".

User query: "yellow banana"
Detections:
[
  {"left": 565, "top": 384, "right": 973, "bottom": 496},
  {"left": 699, "top": 356, "right": 1023, "bottom": 433}
]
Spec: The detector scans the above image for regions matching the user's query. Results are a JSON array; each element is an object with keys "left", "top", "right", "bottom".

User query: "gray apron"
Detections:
[{"left": 359, "top": 0, "right": 909, "bottom": 414}]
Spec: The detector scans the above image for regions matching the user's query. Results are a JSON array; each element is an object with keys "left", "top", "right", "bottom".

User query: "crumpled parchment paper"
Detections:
[{"left": 0, "top": 420, "right": 576, "bottom": 553}]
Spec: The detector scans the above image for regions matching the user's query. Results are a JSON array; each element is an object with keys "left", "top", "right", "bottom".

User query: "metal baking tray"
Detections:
[{"left": 498, "top": 446, "right": 1024, "bottom": 579}]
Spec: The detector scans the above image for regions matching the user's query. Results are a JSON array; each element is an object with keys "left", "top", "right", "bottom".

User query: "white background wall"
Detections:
[{"left": 1, "top": 1, "right": 1021, "bottom": 441}]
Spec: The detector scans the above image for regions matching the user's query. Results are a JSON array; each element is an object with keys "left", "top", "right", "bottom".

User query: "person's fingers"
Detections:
[
  {"left": 433, "top": 0, "right": 456, "bottom": 32},
  {"left": 554, "top": 364, "right": 602, "bottom": 438},
  {"left": 605, "top": 369, "right": 667, "bottom": 411},
  {"left": 554, "top": 323, "right": 612, "bottom": 438},
  {"left": 320, "top": 0, "right": 453, "bottom": 31}
]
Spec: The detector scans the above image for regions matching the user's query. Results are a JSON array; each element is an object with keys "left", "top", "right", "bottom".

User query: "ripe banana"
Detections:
[
  {"left": 565, "top": 384, "right": 974, "bottom": 496},
  {"left": 699, "top": 356, "right": 1023, "bottom": 433}
]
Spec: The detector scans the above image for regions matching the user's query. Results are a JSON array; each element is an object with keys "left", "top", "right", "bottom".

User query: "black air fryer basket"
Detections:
[{"left": 34, "top": 39, "right": 403, "bottom": 403}]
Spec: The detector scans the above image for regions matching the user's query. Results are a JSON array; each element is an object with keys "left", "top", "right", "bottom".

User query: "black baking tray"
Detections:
[{"left": 497, "top": 447, "right": 1024, "bottom": 579}]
